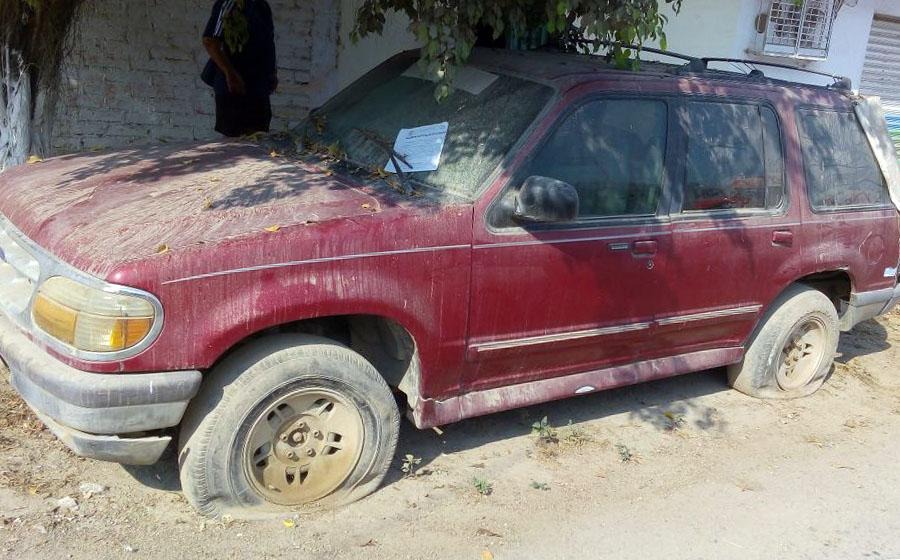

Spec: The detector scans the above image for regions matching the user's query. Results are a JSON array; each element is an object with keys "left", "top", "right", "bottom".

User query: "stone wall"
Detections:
[{"left": 53, "top": 0, "right": 341, "bottom": 153}]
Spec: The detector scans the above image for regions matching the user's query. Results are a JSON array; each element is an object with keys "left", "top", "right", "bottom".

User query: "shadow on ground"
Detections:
[
  {"left": 836, "top": 320, "right": 890, "bottom": 364},
  {"left": 381, "top": 367, "right": 732, "bottom": 486}
]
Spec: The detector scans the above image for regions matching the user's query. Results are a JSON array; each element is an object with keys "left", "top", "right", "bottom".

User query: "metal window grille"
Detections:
[{"left": 763, "top": 0, "right": 836, "bottom": 59}]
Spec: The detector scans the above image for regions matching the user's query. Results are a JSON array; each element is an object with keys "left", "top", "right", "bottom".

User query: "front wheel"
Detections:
[
  {"left": 727, "top": 285, "right": 839, "bottom": 399},
  {"left": 178, "top": 335, "right": 399, "bottom": 518}
]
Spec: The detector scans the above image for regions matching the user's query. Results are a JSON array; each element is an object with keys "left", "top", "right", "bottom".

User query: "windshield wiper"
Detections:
[{"left": 352, "top": 127, "right": 413, "bottom": 194}]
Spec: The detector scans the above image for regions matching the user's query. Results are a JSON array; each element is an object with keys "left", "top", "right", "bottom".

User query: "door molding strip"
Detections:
[
  {"left": 468, "top": 322, "right": 651, "bottom": 359},
  {"left": 656, "top": 304, "right": 762, "bottom": 326}
]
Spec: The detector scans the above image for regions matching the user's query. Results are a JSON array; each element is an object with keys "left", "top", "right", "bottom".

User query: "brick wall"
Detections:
[{"left": 53, "top": 0, "right": 340, "bottom": 153}]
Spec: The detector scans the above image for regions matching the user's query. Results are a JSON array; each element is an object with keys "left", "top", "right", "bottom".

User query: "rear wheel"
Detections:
[
  {"left": 727, "top": 285, "right": 839, "bottom": 399},
  {"left": 178, "top": 335, "right": 399, "bottom": 518}
]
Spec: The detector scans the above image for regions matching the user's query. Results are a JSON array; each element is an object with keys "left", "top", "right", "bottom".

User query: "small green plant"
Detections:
[
  {"left": 530, "top": 481, "right": 550, "bottom": 491},
  {"left": 562, "top": 420, "right": 591, "bottom": 447},
  {"left": 663, "top": 411, "right": 686, "bottom": 432},
  {"left": 472, "top": 477, "right": 493, "bottom": 496},
  {"left": 400, "top": 454, "right": 422, "bottom": 477},
  {"left": 531, "top": 416, "right": 558, "bottom": 444},
  {"left": 616, "top": 443, "right": 636, "bottom": 463}
]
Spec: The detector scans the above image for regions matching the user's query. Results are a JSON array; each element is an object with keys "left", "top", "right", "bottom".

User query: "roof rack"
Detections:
[
  {"left": 693, "top": 57, "right": 852, "bottom": 90},
  {"left": 589, "top": 41, "right": 852, "bottom": 90},
  {"left": 589, "top": 40, "right": 702, "bottom": 65}
]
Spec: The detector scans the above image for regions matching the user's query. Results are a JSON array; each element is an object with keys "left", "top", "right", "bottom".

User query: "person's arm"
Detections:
[{"left": 203, "top": 36, "right": 246, "bottom": 95}]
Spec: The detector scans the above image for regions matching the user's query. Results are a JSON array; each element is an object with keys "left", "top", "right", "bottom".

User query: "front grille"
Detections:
[{"left": 0, "top": 225, "right": 40, "bottom": 319}]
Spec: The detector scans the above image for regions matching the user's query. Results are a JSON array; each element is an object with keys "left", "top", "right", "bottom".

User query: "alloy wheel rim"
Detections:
[
  {"left": 242, "top": 388, "right": 364, "bottom": 505},
  {"left": 776, "top": 317, "right": 827, "bottom": 390}
]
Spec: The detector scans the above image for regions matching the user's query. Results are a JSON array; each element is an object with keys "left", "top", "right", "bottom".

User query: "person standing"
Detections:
[{"left": 202, "top": 0, "right": 278, "bottom": 137}]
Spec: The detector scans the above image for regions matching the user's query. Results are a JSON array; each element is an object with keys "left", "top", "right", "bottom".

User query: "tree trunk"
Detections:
[{"left": 0, "top": 45, "right": 44, "bottom": 170}]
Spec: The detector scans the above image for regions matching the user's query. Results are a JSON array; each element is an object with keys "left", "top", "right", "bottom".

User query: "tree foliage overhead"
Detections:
[{"left": 352, "top": 0, "right": 683, "bottom": 98}]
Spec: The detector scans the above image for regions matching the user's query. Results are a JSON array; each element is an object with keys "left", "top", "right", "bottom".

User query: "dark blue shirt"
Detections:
[{"left": 203, "top": 0, "right": 276, "bottom": 98}]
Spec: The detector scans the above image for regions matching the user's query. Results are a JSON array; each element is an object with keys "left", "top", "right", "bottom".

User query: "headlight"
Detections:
[{"left": 31, "top": 276, "right": 158, "bottom": 353}]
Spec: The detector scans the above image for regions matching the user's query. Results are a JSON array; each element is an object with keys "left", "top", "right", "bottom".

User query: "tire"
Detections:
[
  {"left": 727, "top": 284, "right": 839, "bottom": 399},
  {"left": 177, "top": 334, "right": 399, "bottom": 518}
]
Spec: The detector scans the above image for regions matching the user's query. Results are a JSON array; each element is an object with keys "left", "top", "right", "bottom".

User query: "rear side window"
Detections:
[
  {"left": 797, "top": 108, "right": 891, "bottom": 210},
  {"left": 682, "top": 102, "right": 785, "bottom": 212},
  {"left": 524, "top": 98, "right": 668, "bottom": 218}
]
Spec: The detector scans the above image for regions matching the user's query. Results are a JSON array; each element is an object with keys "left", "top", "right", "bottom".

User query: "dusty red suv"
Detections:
[{"left": 1, "top": 48, "right": 898, "bottom": 517}]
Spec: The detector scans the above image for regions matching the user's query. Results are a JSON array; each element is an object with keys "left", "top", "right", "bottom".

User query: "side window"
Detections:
[
  {"left": 797, "top": 108, "right": 890, "bottom": 210},
  {"left": 524, "top": 99, "right": 667, "bottom": 218},
  {"left": 682, "top": 102, "right": 785, "bottom": 212}
]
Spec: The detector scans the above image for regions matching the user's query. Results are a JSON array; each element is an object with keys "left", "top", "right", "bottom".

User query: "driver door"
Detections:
[{"left": 464, "top": 96, "right": 676, "bottom": 392}]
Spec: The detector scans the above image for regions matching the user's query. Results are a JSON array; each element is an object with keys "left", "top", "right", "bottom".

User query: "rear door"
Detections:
[
  {"left": 464, "top": 95, "right": 675, "bottom": 392},
  {"left": 653, "top": 96, "right": 801, "bottom": 356},
  {"left": 795, "top": 105, "right": 900, "bottom": 301}
]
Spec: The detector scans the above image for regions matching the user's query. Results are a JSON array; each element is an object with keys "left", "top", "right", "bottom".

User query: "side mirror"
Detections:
[{"left": 513, "top": 176, "right": 579, "bottom": 223}]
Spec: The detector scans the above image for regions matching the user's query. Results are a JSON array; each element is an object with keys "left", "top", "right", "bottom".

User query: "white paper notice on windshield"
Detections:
[{"left": 385, "top": 122, "right": 448, "bottom": 174}]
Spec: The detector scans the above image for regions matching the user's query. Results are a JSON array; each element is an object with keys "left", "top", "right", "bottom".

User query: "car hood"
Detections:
[{"left": 0, "top": 141, "right": 389, "bottom": 277}]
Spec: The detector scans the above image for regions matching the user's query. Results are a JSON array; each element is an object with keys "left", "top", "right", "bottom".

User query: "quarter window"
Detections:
[
  {"left": 797, "top": 108, "right": 891, "bottom": 210},
  {"left": 682, "top": 102, "right": 785, "bottom": 212},
  {"left": 524, "top": 99, "right": 668, "bottom": 218}
]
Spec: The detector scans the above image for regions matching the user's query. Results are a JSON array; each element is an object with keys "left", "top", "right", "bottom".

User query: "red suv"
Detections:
[{"left": 1, "top": 48, "right": 898, "bottom": 517}]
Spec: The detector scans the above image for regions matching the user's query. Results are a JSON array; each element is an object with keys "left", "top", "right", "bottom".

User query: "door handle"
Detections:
[
  {"left": 632, "top": 240, "right": 658, "bottom": 257},
  {"left": 772, "top": 230, "right": 794, "bottom": 247}
]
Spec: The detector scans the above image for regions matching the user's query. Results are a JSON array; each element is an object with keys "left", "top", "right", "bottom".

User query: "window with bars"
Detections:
[{"left": 762, "top": 0, "right": 836, "bottom": 59}]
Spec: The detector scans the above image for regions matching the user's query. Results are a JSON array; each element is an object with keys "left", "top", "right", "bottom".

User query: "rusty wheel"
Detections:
[{"left": 243, "top": 389, "right": 364, "bottom": 505}]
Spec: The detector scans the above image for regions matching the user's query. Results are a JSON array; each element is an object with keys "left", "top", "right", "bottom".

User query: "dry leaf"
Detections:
[
  {"left": 156, "top": 244, "right": 170, "bottom": 254},
  {"left": 282, "top": 519, "right": 296, "bottom": 529},
  {"left": 481, "top": 551, "right": 494, "bottom": 560},
  {"left": 202, "top": 197, "right": 213, "bottom": 210},
  {"left": 359, "top": 539, "right": 378, "bottom": 548},
  {"left": 361, "top": 204, "right": 371, "bottom": 210},
  {"left": 26, "top": 155, "right": 43, "bottom": 164},
  {"left": 475, "top": 528, "right": 503, "bottom": 538},
  {"left": 270, "top": 150, "right": 280, "bottom": 158},
  {"left": 264, "top": 225, "right": 281, "bottom": 233}
]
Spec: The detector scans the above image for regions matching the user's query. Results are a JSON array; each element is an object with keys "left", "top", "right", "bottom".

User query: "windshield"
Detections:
[{"left": 300, "top": 53, "right": 554, "bottom": 200}]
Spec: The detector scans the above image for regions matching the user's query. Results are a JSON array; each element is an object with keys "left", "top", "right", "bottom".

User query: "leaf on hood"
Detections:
[
  {"left": 264, "top": 225, "right": 281, "bottom": 233},
  {"left": 156, "top": 244, "right": 170, "bottom": 254},
  {"left": 26, "top": 155, "right": 43, "bottom": 164}
]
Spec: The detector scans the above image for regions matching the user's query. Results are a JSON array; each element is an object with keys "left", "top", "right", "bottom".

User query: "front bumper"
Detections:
[
  {"left": 840, "top": 284, "right": 900, "bottom": 331},
  {"left": 0, "top": 310, "right": 201, "bottom": 465}
]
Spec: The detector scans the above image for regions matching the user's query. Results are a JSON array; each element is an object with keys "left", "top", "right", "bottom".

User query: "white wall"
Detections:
[
  {"left": 648, "top": 0, "right": 900, "bottom": 90},
  {"left": 334, "top": 1, "right": 419, "bottom": 93}
]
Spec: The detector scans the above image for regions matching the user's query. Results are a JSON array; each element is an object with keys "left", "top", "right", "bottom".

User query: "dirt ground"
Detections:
[{"left": 1, "top": 309, "right": 899, "bottom": 560}]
